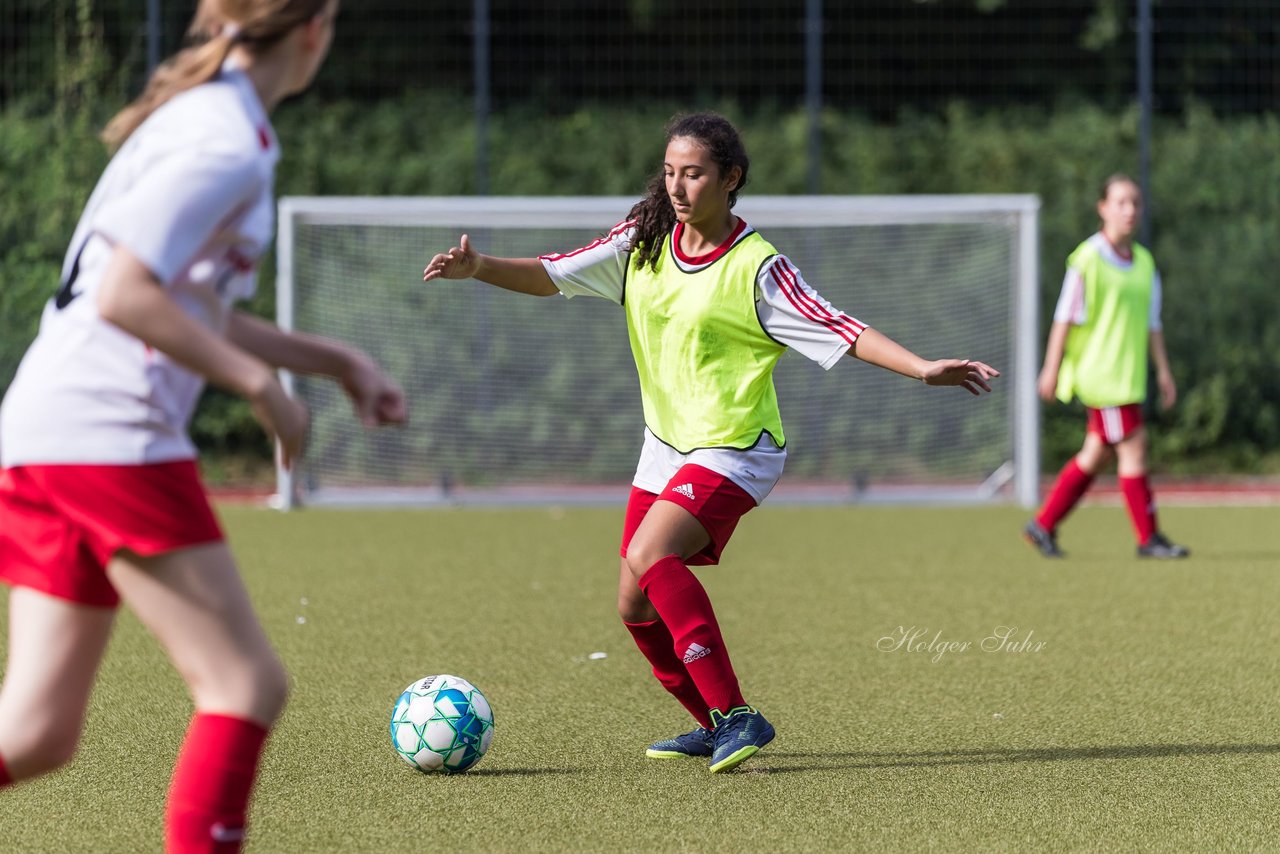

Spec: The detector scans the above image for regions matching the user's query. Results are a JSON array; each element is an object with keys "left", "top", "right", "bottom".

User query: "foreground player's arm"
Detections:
[
  {"left": 847, "top": 329, "right": 998, "bottom": 395},
  {"left": 754, "top": 256, "right": 995, "bottom": 394},
  {"left": 97, "top": 245, "right": 308, "bottom": 465},
  {"left": 423, "top": 233, "right": 558, "bottom": 296},
  {"left": 228, "top": 311, "right": 407, "bottom": 427}
]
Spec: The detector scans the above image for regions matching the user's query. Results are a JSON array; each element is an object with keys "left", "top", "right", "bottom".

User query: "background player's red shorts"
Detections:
[
  {"left": 620, "top": 464, "right": 757, "bottom": 566},
  {"left": 0, "top": 461, "right": 224, "bottom": 608},
  {"left": 1086, "top": 403, "right": 1144, "bottom": 445}
]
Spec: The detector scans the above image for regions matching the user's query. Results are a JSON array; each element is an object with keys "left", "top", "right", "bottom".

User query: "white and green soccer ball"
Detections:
[{"left": 390, "top": 674, "right": 494, "bottom": 774}]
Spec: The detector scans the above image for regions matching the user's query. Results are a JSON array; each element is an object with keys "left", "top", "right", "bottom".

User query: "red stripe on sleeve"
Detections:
[
  {"left": 771, "top": 259, "right": 865, "bottom": 342},
  {"left": 539, "top": 220, "right": 634, "bottom": 262}
]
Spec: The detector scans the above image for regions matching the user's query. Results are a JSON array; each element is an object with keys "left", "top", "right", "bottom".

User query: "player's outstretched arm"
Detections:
[
  {"left": 228, "top": 311, "right": 407, "bottom": 428},
  {"left": 423, "top": 233, "right": 558, "bottom": 296},
  {"left": 97, "top": 246, "right": 310, "bottom": 467},
  {"left": 847, "top": 327, "right": 999, "bottom": 396}
]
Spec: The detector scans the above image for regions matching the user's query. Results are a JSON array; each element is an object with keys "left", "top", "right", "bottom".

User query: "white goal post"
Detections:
[{"left": 275, "top": 195, "right": 1040, "bottom": 509}]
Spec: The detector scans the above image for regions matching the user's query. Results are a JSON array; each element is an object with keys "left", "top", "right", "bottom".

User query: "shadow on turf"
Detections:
[
  {"left": 449, "top": 767, "right": 578, "bottom": 777},
  {"left": 755, "top": 743, "right": 1280, "bottom": 773}
]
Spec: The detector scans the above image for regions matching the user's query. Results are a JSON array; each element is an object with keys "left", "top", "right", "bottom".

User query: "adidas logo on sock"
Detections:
[
  {"left": 210, "top": 823, "right": 246, "bottom": 843},
  {"left": 683, "top": 642, "right": 711, "bottom": 663},
  {"left": 672, "top": 483, "right": 696, "bottom": 500}
]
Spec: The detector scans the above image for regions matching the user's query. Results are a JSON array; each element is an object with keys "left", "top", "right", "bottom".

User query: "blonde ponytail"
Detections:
[
  {"left": 101, "top": 32, "right": 237, "bottom": 149},
  {"left": 101, "top": 0, "right": 331, "bottom": 149}
]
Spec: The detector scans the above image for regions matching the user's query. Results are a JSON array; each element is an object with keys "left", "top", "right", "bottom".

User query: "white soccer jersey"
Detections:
[
  {"left": 1053, "top": 232, "right": 1163, "bottom": 331},
  {"left": 540, "top": 219, "right": 866, "bottom": 369},
  {"left": 540, "top": 219, "right": 868, "bottom": 503},
  {"left": 0, "top": 63, "right": 279, "bottom": 466}
]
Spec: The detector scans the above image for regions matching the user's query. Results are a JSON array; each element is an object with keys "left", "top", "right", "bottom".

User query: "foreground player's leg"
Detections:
[
  {"left": 109, "top": 543, "right": 289, "bottom": 854},
  {"left": 0, "top": 588, "right": 115, "bottom": 784},
  {"left": 637, "top": 554, "right": 745, "bottom": 717},
  {"left": 622, "top": 611, "right": 715, "bottom": 759},
  {"left": 627, "top": 500, "right": 772, "bottom": 771},
  {"left": 619, "top": 560, "right": 715, "bottom": 733}
]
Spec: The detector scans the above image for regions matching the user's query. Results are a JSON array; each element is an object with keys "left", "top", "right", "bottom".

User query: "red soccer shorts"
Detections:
[
  {"left": 1086, "top": 403, "right": 1144, "bottom": 445},
  {"left": 0, "top": 461, "right": 224, "bottom": 608},
  {"left": 620, "top": 464, "right": 757, "bottom": 566}
]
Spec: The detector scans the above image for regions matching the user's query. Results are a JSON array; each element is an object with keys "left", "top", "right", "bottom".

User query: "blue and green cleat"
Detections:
[
  {"left": 708, "top": 705, "right": 775, "bottom": 773},
  {"left": 645, "top": 726, "right": 715, "bottom": 759}
]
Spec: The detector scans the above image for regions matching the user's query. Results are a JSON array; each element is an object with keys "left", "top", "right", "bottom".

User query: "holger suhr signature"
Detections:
[{"left": 876, "top": 625, "right": 1047, "bottom": 663}]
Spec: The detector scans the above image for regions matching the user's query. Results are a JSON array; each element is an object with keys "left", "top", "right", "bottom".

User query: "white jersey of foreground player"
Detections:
[
  {"left": 539, "top": 219, "right": 869, "bottom": 503},
  {"left": 1, "top": 63, "right": 278, "bottom": 467}
]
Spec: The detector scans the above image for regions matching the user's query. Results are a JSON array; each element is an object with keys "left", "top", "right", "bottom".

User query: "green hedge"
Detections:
[{"left": 3, "top": 95, "right": 1277, "bottom": 476}]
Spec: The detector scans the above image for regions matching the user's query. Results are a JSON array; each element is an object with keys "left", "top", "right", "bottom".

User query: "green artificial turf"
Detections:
[{"left": 3, "top": 504, "right": 1279, "bottom": 851}]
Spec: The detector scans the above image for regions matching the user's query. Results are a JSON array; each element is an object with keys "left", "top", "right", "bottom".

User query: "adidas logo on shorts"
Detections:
[
  {"left": 671, "top": 483, "right": 696, "bottom": 500},
  {"left": 683, "top": 642, "right": 711, "bottom": 663}
]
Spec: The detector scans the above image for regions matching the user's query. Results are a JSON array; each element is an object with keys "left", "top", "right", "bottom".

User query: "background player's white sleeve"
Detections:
[
  {"left": 1149, "top": 270, "right": 1163, "bottom": 331},
  {"left": 1052, "top": 267, "right": 1087, "bottom": 325},
  {"left": 538, "top": 220, "right": 633, "bottom": 303},
  {"left": 756, "top": 255, "right": 867, "bottom": 370},
  {"left": 90, "top": 151, "right": 264, "bottom": 285}
]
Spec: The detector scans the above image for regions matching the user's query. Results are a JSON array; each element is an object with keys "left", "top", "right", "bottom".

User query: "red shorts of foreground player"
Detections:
[
  {"left": 620, "top": 464, "right": 757, "bottom": 566},
  {"left": 1086, "top": 403, "right": 1143, "bottom": 445},
  {"left": 0, "top": 461, "right": 224, "bottom": 608}
]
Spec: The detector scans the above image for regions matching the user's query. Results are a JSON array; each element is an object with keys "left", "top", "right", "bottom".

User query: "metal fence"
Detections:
[
  {"left": 5, "top": 2, "right": 1275, "bottom": 109},
  {"left": 2, "top": 0, "right": 1277, "bottom": 196}
]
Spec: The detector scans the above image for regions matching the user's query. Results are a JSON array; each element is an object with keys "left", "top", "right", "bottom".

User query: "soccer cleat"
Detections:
[
  {"left": 1023, "top": 520, "right": 1064, "bottom": 558},
  {"left": 1137, "top": 532, "right": 1190, "bottom": 559},
  {"left": 708, "top": 706, "right": 774, "bottom": 773},
  {"left": 645, "top": 726, "right": 715, "bottom": 759}
]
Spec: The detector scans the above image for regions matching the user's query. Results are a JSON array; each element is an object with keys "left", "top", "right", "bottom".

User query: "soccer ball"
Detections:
[{"left": 390, "top": 674, "right": 494, "bottom": 774}]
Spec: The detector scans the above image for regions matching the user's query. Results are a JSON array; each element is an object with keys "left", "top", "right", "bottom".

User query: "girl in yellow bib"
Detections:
[
  {"left": 424, "top": 113, "right": 998, "bottom": 772},
  {"left": 1024, "top": 174, "right": 1188, "bottom": 559}
]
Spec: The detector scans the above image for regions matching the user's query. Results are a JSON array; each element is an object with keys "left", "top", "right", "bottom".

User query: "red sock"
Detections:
[
  {"left": 165, "top": 713, "right": 270, "bottom": 854},
  {"left": 624, "top": 619, "right": 713, "bottom": 730},
  {"left": 0, "top": 752, "right": 11, "bottom": 788},
  {"left": 638, "top": 555, "right": 745, "bottom": 718},
  {"left": 1036, "top": 459, "right": 1095, "bottom": 531},
  {"left": 1120, "top": 475, "right": 1158, "bottom": 544}
]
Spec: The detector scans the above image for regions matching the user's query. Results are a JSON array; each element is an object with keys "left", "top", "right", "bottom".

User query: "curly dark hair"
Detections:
[{"left": 627, "top": 112, "right": 751, "bottom": 271}]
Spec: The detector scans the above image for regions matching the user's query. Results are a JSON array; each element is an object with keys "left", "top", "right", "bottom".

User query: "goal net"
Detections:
[{"left": 276, "top": 196, "right": 1039, "bottom": 509}]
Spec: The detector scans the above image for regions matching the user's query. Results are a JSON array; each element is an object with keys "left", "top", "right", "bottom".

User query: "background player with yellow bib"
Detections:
[{"left": 1024, "top": 174, "right": 1189, "bottom": 560}]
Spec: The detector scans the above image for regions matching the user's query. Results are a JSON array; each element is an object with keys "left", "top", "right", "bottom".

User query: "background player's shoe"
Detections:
[
  {"left": 645, "top": 726, "right": 715, "bottom": 759},
  {"left": 1137, "top": 532, "right": 1190, "bottom": 559},
  {"left": 708, "top": 706, "right": 774, "bottom": 773},
  {"left": 1023, "top": 520, "right": 1063, "bottom": 558}
]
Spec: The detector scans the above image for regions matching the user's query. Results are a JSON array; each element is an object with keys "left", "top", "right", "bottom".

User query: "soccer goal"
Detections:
[{"left": 275, "top": 195, "right": 1040, "bottom": 509}]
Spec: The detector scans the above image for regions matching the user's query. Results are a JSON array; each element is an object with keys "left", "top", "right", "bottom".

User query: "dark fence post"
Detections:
[
  {"left": 1137, "top": 0, "right": 1153, "bottom": 244},
  {"left": 805, "top": 0, "right": 823, "bottom": 194},
  {"left": 473, "top": 0, "right": 491, "bottom": 196},
  {"left": 146, "top": 0, "right": 160, "bottom": 75}
]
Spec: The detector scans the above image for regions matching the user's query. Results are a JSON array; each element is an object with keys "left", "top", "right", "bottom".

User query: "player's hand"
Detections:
[
  {"left": 341, "top": 355, "right": 408, "bottom": 427},
  {"left": 423, "top": 234, "right": 481, "bottom": 282},
  {"left": 922, "top": 359, "right": 1000, "bottom": 395},
  {"left": 250, "top": 379, "right": 310, "bottom": 470},
  {"left": 1037, "top": 367, "right": 1059, "bottom": 402}
]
